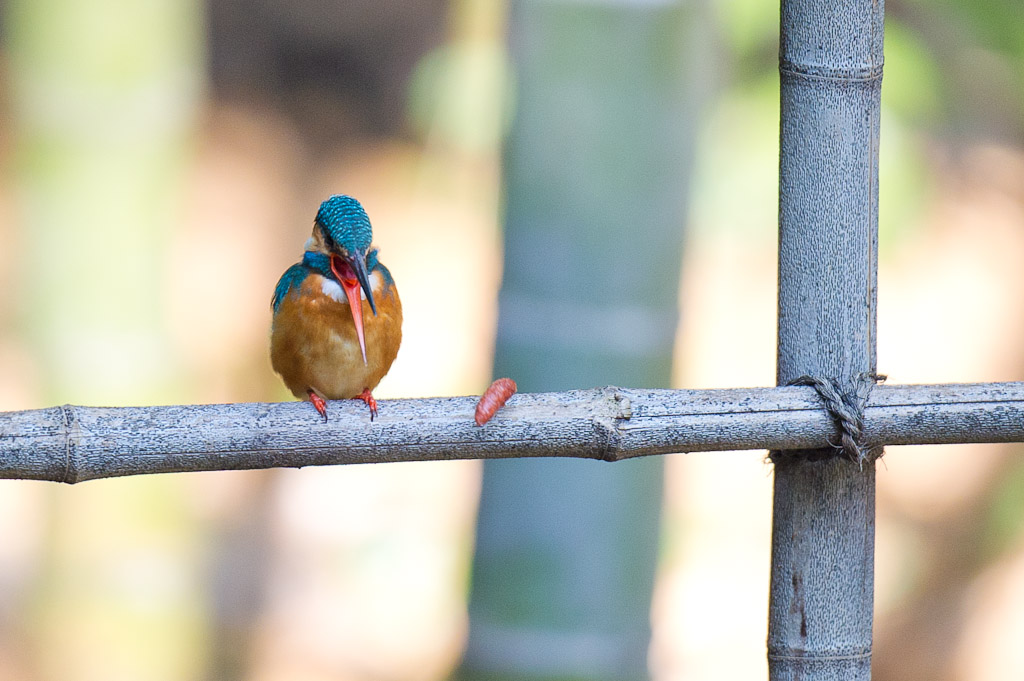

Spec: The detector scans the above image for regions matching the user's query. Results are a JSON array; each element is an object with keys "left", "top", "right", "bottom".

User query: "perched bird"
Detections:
[{"left": 271, "top": 195, "right": 402, "bottom": 420}]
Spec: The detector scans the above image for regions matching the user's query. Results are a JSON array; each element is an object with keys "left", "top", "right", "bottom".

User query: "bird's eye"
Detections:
[{"left": 315, "top": 221, "right": 335, "bottom": 247}]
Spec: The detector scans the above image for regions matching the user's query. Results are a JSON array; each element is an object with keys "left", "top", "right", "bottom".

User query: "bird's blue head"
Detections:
[
  {"left": 306, "top": 194, "right": 378, "bottom": 364},
  {"left": 314, "top": 195, "right": 373, "bottom": 255}
]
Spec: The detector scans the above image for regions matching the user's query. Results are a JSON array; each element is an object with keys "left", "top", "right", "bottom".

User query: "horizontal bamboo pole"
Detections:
[{"left": 0, "top": 382, "right": 1021, "bottom": 484}]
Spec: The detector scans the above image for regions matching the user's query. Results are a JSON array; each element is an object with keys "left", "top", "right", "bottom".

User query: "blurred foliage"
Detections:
[
  {"left": 893, "top": 0, "right": 1023, "bottom": 139},
  {"left": 983, "top": 458, "right": 1024, "bottom": 560},
  {"left": 701, "top": 0, "right": 1022, "bottom": 250},
  {"left": 407, "top": 41, "right": 514, "bottom": 156},
  {"left": 7, "top": 0, "right": 203, "bottom": 405},
  {"left": 687, "top": 77, "right": 778, "bottom": 240},
  {"left": 716, "top": 0, "right": 1023, "bottom": 138}
]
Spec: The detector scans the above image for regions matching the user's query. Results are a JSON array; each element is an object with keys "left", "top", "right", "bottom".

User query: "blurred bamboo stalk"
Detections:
[
  {"left": 5, "top": 0, "right": 204, "bottom": 679},
  {"left": 460, "top": 1, "right": 705, "bottom": 677},
  {"left": 8, "top": 0, "right": 202, "bottom": 405}
]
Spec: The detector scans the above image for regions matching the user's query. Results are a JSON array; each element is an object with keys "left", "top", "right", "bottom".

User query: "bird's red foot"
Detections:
[
  {"left": 355, "top": 388, "right": 378, "bottom": 421},
  {"left": 307, "top": 390, "right": 328, "bottom": 423}
]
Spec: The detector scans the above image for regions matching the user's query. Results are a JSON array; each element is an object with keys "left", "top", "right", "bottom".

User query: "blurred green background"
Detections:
[{"left": 0, "top": 0, "right": 1021, "bottom": 680}]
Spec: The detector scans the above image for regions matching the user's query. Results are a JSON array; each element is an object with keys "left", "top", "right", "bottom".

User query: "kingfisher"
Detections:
[{"left": 270, "top": 195, "right": 402, "bottom": 421}]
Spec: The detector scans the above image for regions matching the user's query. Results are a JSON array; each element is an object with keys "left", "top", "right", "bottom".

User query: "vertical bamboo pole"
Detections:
[
  {"left": 768, "top": 1, "right": 884, "bottom": 680},
  {"left": 460, "top": 2, "right": 700, "bottom": 679},
  {"left": 7, "top": 1, "right": 203, "bottom": 679}
]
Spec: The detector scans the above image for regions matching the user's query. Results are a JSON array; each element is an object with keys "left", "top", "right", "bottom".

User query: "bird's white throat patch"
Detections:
[{"left": 321, "top": 278, "right": 346, "bottom": 303}]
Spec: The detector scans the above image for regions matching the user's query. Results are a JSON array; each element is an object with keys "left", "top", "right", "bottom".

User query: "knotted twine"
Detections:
[{"left": 773, "top": 372, "right": 885, "bottom": 466}]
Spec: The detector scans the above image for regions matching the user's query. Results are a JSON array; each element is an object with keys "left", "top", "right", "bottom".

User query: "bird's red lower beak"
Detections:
[{"left": 331, "top": 256, "right": 368, "bottom": 365}]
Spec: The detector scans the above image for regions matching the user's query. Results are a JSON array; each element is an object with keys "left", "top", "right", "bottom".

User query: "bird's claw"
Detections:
[
  {"left": 308, "top": 390, "right": 329, "bottom": 423},
  {"left": 307, "top": 388, "right": 376, "bottom": 422},
  {"left": 356, "top": 389, "right": 378, "bottom": 421}
]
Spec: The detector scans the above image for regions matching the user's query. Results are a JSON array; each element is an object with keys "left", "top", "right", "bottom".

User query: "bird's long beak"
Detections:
[{"left": 330, "top": 250, "right": 377, "bottom": 365}]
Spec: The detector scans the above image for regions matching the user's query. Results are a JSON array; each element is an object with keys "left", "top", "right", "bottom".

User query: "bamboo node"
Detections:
[{"left": 59, "top": 404, "right": 80, "bottom": 484}]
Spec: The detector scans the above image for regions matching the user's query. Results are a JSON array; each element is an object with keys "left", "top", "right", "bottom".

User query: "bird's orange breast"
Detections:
[{"left": 270, "top": 272, "right": 402, "bottom": 401}]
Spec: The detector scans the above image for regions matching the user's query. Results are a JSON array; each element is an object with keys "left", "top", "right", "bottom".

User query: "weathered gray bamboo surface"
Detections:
[
  {"left": 769, "top": 0, "right": 885, "bottom": 678},
  {"left": 0, "top": 382, "right": 1021, "bottom": 484}
]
